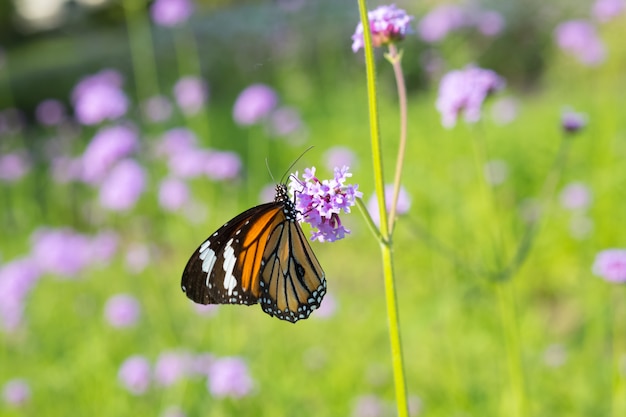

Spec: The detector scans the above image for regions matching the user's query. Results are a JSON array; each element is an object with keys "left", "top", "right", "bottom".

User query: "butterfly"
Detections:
[{"left": 181, "top": 183, "right": 326, "bottom": 323}]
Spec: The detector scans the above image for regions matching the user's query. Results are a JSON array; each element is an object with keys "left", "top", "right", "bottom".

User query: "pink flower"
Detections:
[
  {"left": 554, "top": 20, "right": 606, "bottom": 66},
  {"left": 2, "top": 379, "right": 31, "bottom": 407},
  {"left": 173, "top": 76, "right": 208, "bottom": 115},
  {"left": 367, "top": 184, "right": 411, "bottom": 227},
  {"left": 71, "top": 69, "right": 129, "bottom": 125},
  {"left": 150, "top": 0, "right": 194, "bottom": 27},
  {"left": 118, "top": 355, "right": 151, "bottom": 395},
  {"left": 104, "top": 294, "right": 141, "bottom": 328},
  {"left": 99, "top": 159, "right": 146, "bottom": 211},
  {"left": 81, "top": 124, "right": 139, "bottom": 184},
  {"left": 158, "top": 177, "right": 190, "bottom": 211},
  {"left": 418, "top": 5, "right": 468, "bottom": 43},
  {"left": 592, "top": 249, "right": 626, "bottom": 283},
  {"left": 0, "top": 152, "right": 31, "bottom": 182},
  {"left": 232, "top": 84, "right": 278, "bottom": 126},
  {"left": 207, "top": 357, "right": 254, "bottom": 398},
  {"left": 35, "top": 99, "right": 66, "bottom": 126},
  {"left": 154, "top": 351, "right": 191, "bottom": 387},
  {"left": 352, "top": 4, "right": 414, "bottom": 52},
  {"left": 592, "top": 0, "right": 625, "bottom": 23}
]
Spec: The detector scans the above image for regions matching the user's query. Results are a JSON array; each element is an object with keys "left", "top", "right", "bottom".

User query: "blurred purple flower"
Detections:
[
  {"left": 289, "top": 166, "right": 362, "bottom": 242},
  {"left": 351, "top": 4, "right": 414, "bottom": 52},
  {"left": 473, "top": 10, "right": 505, "bottom": 36},
  {"left": 30, "top": 228, "right": 92, "bottom": 278},
  {"left": 194, "top": 304, "right": 219, "bottom": 317},
  {"left": 71, "top": 69, "right": 129, "bottom": 125},
  {"left": 142, "top": 95, "right": 173, "bottom": 123},
  {"left": 150, "top": 0, "right": 194, "bottom": 27},
  {"left": 207, "top": 357, "right": 254, "bottom": 398},
  {"left": 159, "top": 177, "right": 190, "bottom": 211},
  {"left": 490, "top": 97, "right": 519, "bottom": 125},
  {"left": 161, "top": 405, "right": 187, "bottom": 417},
  {"left": 173, "top": 76, "right": 208, "bottom": 116},
  {"left": 190, "top": 352, "right": 215, "bottom": 375},
  {"left": 561, "top": 109, "right": 587, "bottom": 133},
  {"left": 51, "top": 156, "right": 83, "bottom": 184},
  {"left": 352, "top": 394, "right": 384, "bottom": 417},
  {"left": 99, "top": 159, "right": 146, "bottom": 211},
  {"left": 324, "top": 146, "right": 357, "bottom": 172},
  {"left": 367, "top": 184, "right": 411, "bottom": 227},
  {"left": 168, "top": 148, "right": 211, "bottom": 179},
  {"left": 2, "top": 379, "right": 31, "bottom": 407},
  {"left": 90, "top": 230, "right": 119, "bottom": 266},
  {"left": 418, "top": 5, "right": 468, "bottom": 42},
  {"left": 156, "top": 128, "right": 198, "bottom": 158},
  {"left": 268, "top": 107, "right": 303, "bottom": 137},
  {"left": 204, "top": 150, "right": 242, "bottom": 181},
  {"left": 593, "top": 0, "right": 625, "bottom": 22},
  {"left": 118, "top": 355, "right": 151, "bottom": 395},
  {"left": 314, "top": 292, "right": 337, "bottom": 319},
  {"left": 232, "top": 84, "right": 278, "bottom": 126},
  {"left": 593, "top": 249, "right": 626, "bottom": 283},
  {"left": 560, "top": 182, "right": 592, "bottom": 210},
  {"left": 0, "top": 257, "right": 41, "bottom": 332},
  {"left": 155, "top": 351, "right": 191, "bottom": 387},
  {"left": 436, "top": 65, "right": 505, "bottom": 128},
  {"left": 125, "top": 244, "right": 151, "bottom": 274},
  {"left": 0, "top": 152, "right": 31, "bottom": 182},
  {"left": 104, "top": 294, "right": 141, "bottom": 328},
  {"left": 81, "top": 124, "right": 139, "bottom": 184},
  {"left": 554, "top": 20, "right": 606, "bottom": 66},
  {"left": 35, "top": 99, "right": 66, "bottom": 126}
]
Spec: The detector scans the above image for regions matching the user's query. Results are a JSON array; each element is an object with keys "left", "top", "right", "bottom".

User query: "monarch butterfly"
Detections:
[{"left": 181, "top": 183, "right": 326, "bottom": 323}]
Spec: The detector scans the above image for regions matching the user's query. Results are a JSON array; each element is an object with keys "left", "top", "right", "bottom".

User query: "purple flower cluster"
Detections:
[
  {"left": 418, "top": 5, "right": 505, "bottom": 43},
  {"left": 592, "top": 0, "right": 625, "bottom": 23},
  {"left": 150, "top": 0, "right": 194, "bottom": 27},
  {"left": 99, "top": 159, "right": 147, "bottom": 211},
  {"left": 118, "top": 352, "right": 254, "bottom": 398},
  {"left": 35, "top": 99, "right": 66, "bottom": 126},
  {"left": 31, "top": 227, "right": 118, "bottom": 278},
  {"left": 71, "top": 69, "right": 129, "bottom": 125},
  {"left": 593, "top": 249, "right": 626, "bottom": 283},
  {"left": 0, "top": 151, "right": 31, "bottom": 183},
  {"left": 289, "top": 166, "right": 362, "bottom": 242},
  {"left": 436, "top": 65, "right": 505, "bottom": 128},
  {"left": 173, "top": 76, "right": 208, "bottom": 116},
  {"left": 554, "top": 20, "right": 606, "bottom": 67},
  {"left": 561, "top": 109, "right": 588, "bottom": 133},
  {"left": 104, "top": 294, "right": 141, "bottom": 328},
  {"left": 2, "top": 378, "right": 31, "bottom": 407},
  {"left": 351, "top": 4, "right": 414, "bottom": 52},
  {"left": 81, "top": 124, "right": 139, "bottom": 184},
  {"left": 0, "top": 258, "right": 41, "bottom": 332},
  {"left": 233, "top": 84, "right": 278, "bottom": 126}
]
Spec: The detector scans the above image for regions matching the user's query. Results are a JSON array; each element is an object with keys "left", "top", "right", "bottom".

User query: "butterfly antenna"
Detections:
[
  {"left": 279, "top": 146, "right": 314, "bottom": 184},
  {"left": 265, "top": 158, "right": 277, "bottom": 183}
]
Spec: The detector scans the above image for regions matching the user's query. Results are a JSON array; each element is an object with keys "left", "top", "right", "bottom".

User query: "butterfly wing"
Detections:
[
  {"left": 258, "top": 217, "right": 326, "bottom": 322},
  {"left": 181, "top": 202, "right": 282, "bottom": 306}
]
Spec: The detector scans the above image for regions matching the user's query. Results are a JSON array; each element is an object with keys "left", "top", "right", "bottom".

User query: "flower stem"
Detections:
[
  {"left": 356, "top": 1, "right": 408, "bottom": 416},
  {"left": 385, "top": 44, "right": 408, "bottom": 234},
  {"left": 611, "top": 285, "right": 626, "bottom": 417}
]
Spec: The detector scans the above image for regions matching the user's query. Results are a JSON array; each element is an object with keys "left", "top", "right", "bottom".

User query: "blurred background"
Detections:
[{"left": 1, "top": 0, "right": 626, "bottom": 416}]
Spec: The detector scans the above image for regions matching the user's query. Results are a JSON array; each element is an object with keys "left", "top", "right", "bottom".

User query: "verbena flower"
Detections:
[
  {"left": 554, "top": 20, "right": 606, "bottom": 66},
  {"left": 118, "top": 355, "right": 151, "bottom": 395},
  {"left": 592, "top": 249, "right": 626, "bottom": 283},
  {"left": 2, "top": 379, "right": 31, "bottom": 407},
  {"left": 104, "top": 294, "right": 141, "bottom": 328},
  {"left": 561, "top": 109, "right": 587, "bottom": 133},
  {"left": 592, "top": 0, "right": 625, "bottom": 23},
  {"left": 204, "top": 150, "right": 242, "bottom": 181},
  {"left": 156, "top": 128, "right": 198, "bottom": 158},
  {"left": 207, "top": 357, "right": 254, "bottom": 398},
  {"left": 418, "top": 4, "right": 468, "bottom": 43},
  {"left": 351, "top": 4, "right": 414, "bottom": 52},
  {"left": 30, "top": 228, "right": 92, "bottom": 278},
  {"left": 150, "top": 0, "right": 194, "bottom": 27},
  {"left": 35, "top": 99, "right": 66, "bottom": 126},
  {"left": 367, "top": 184, "right": 411, "bottom": 227},
  {"left": 81, "top": 124, "right": 139, "bottom": 184},
  {"left": 559, "top": 182, "right": 592, "bottom": 210},
  {"left": 435, "top": 65, "right": 505, "bottom": 128},
  {"left": 0, "top": 258, "right": 41, "bottom": 332},
  {"left": 232, "top": 84, "right": 278, "bottom": 126},
  {"left": 289, "top": 166, "right": 362, "bottom": 242},
  {"left": 154, "top": 351, "right": 192, "bottom": 387},
  {"left": 173, "top": 76, "right": 208, "bottom": 116},
  {"left": 71, "top": 69, "right": 129, "bottom": 125},
  {"left": 0, "top": 151, "right": 31, "bottom": 183},
  {"left": 158, "top": 178, "right": 190, "bottom": 212},
  {"left": 98, "top": 159, "right": 146, "bottom": 212}
]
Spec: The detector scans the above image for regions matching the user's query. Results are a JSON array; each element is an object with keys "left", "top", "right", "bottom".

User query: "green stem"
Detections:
[
  {"left": 356, "top": 1, "right": 408, "bottom": 416},
  {"left": 385, "top": 44, "right": 408, "bottom": 234},
  {"left": 611, "top": 285, "right": 626, "bottom": 417}
]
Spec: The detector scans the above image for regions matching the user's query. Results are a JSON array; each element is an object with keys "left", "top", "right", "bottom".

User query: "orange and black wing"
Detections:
[{"left": 181, "top": 202, "right": 283, "bottom": 306}]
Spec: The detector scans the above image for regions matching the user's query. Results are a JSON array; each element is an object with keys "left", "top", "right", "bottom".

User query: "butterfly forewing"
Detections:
[{"left": 181, "top": 184, "right": 326, "bottom": 323}]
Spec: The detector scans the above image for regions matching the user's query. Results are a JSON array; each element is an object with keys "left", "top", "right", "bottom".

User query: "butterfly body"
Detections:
[{"left": 181, "top": 184, "right": 326, "bottom": 323}]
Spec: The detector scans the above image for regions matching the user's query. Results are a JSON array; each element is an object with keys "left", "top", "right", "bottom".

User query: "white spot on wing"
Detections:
[{"left": 222, "top": 238, "right": 237, "bottom": 296}]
